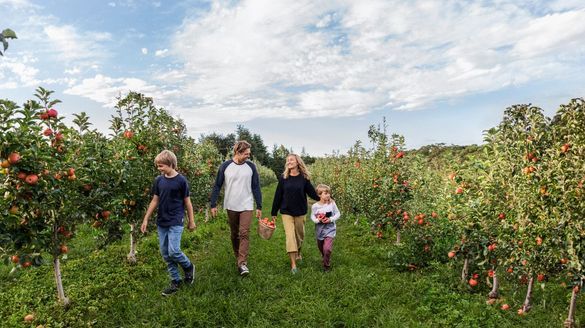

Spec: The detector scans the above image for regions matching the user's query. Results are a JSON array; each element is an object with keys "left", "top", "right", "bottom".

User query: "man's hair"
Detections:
[
  {"left": 233, "top": 140, "right": 251, "bottom": 155},
  {"left": 316, "top": 184, "right": 331, "bottom": 195},
  {"left": 154, "top": 150, "right": 178, "bottom": 169}
]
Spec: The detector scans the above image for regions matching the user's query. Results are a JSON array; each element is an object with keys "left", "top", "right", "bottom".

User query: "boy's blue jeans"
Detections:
[{"left": 157, "top": 225, "right": 192, "bottom": 282}]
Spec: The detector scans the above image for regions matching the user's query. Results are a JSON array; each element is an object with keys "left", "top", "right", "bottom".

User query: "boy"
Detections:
[
  {"left": 141, "top": 150, "right": 196, "bottom": 296},
  {"left": 310, "top": 184, "right": 341, "bottom": 272}
]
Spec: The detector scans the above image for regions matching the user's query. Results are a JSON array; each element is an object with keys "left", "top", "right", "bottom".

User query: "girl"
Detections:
[{"left": 310, "top": 184, "right": 341, "bottom": 272}]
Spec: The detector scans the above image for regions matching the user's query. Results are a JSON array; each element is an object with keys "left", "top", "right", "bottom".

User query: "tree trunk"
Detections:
[
  {"left": 461, "top": 257, "right": 469, "bottom": 284},
  {"left": 127, "top": 224, "right": 137, "bottom": 264},
  {"left": 395, "top": 230, "right": 401, "bottom": 244},
  {"left": 53, "top": 257, "right": 70, "bottom": 307},
  {"left": 522, "top": 276, "right": 534, "bottom": 313},
  {"left": 488, "top": 273, "right": 499, "bottom": 299},
  {"left": 564, "top": 286, "right": 579, "bottom": 328}
]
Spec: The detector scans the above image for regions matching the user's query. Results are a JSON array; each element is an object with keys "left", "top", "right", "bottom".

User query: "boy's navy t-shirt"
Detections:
[{"left": 152, "top": 174, "right": 190, "bottom": 227}]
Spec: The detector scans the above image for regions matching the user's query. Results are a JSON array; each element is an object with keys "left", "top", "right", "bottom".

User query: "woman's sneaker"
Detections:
[
  {"left": 161, "top": 280, "right": 181, "bottom": 296},
  {"left": 184, "top": 264, "right": 195, "bottom": 284},
  {"left": 238, "top": 264, "right": 250, "bottom": 277}
]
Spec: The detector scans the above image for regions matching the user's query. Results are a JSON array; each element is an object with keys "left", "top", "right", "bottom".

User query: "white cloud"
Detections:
[
  {"left": 167, "top": 0, "right": 585, "bottom": 131},
  {"left": 0, "top": 0, "right": 37, "bottom": 9},
  {"left": 108, "top": 2, "right": 116, "bottom": 7},
  {"left": 141, "top": 47, "right": 148, "bottom": 55},
  {"left": 44, "top": 25, "right": 111, "bottom": 64},
  {"left": 64, "top": 74, "right": 179, "bottom": 107},
  {"left": 0, "top": 55, "right": 40, "bottom": 89},
  {"left": 153, "top": 69, "right": 187, "bottom": 83},
  {"left": 155, "top": 49, "right": 169, "bottom": 57},
  {"left": 64, "top": 67, "right": 81, "bottom": 75}
]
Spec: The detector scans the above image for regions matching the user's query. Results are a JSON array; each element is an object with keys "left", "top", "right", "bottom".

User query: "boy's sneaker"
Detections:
[
  {"left": 238, "top": 264, "right": 250, "bottom": 277},
  {"left": 291, "top": 267, "right": 299, "bottom": 274},
  {"left": 161, "top": 280, "right": 181, "bottom": 297},
  {"left": 184, "top": 264, "right": 195, "bottom": 285}
]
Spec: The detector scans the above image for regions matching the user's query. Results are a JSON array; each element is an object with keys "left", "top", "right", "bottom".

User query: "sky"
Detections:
[{"left": 1, "top": 0, "right": 585, "bottom": 156}]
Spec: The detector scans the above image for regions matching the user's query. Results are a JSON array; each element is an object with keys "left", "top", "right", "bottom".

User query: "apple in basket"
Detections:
[{"left": 261, "top": 218, "right": 275, "bottom": 228}]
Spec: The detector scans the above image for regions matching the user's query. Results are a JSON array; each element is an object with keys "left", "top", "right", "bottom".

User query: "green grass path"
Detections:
[{"left": 0, "top": 184, "right": 581, "bottom": 327}]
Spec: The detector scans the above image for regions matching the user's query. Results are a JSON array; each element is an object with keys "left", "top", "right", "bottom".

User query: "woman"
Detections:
[{"left": 271, "top": 154, "right": 319, "bottom": 274}]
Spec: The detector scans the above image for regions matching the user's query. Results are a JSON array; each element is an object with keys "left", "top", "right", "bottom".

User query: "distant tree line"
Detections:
[{"left": 199, "top": 125, "right": 316, "bottom": 178}]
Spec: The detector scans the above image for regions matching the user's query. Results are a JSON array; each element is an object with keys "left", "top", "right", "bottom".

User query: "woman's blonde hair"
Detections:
[
  {"left": 154, "top": 150, "right": 178, "bottom": 169},
  {"left": 283, "top": 153, "right": 310, "bottom": 179}
]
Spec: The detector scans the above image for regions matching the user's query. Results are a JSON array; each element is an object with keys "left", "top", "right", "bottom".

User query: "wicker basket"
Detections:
[{"left": 258, "top": 219, "right": 276, "bottom": 240}]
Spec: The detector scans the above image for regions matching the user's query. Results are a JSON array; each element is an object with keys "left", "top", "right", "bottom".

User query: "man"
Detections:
[{"left": 210, "top": 140, "right": 262, "bottom": 276}]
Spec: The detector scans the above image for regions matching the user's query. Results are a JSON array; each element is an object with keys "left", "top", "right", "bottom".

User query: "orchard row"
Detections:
[
  {"left": 0, "top": 88, "right": 226, "bottom": 306},
  {"left": 311, "top": 100, "right": 584, "bottom": 327}
]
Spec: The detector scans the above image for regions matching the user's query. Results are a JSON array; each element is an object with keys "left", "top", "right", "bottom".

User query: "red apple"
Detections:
[
  {"left": 25, "top": 174, "right": 39, "bottom": 185},
  {"left": 47, "top": 108, "right": 58, "bottom": 118},
  {"left": 8, "top": 152, "right": 21, "bottom": 164},
  {"left": 561, "top": 143, "right": 571, "bottom": 153},
  {"left": 24, "top": 314, "right": 35, "bottom": 323},
  {"left": 101, "top": 210, "right": 111, "bottom": 219},
  {"left": 536, "top": 236, "right": 542, "bottom": 246}
]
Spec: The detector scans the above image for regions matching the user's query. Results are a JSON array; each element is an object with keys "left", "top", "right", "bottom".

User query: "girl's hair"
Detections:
[
  {"left": 154, "top": 150, "right": 178, "bottom": 169},
  {"left": 233, "top": 140, "right": 251, "bottom": 155},
  {"left": 316, "top": 184, "right": 331, "bottom": 195},
  {"left": 283, "top": 153, "right": 311, "bottom": 179}
]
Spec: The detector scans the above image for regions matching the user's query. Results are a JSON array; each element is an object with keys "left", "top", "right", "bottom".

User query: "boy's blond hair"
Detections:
[
  {"left": 316, "top": 184, "right": 331, "bottom": 196},
  {"left": 154, "top": 150, "right": 178, "bottom": 169}
]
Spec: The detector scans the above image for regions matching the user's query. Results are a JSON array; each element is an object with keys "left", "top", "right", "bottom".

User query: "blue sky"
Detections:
[{"left": 2, "top": 0, "right": 585, "bottom": 155}]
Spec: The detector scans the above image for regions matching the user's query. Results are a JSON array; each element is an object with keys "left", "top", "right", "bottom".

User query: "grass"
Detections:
[{"left": 0, "top": 183, "right": 582, "bottom": 327}]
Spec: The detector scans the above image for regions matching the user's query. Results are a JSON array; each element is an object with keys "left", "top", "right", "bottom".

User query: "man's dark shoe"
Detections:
[
  {"left": 161, "top": 280, "right": 181, "bottom": 296},
  {"left": 184, "top": 264, "right": 195, "bottom": 284},
  {"left": 238, "top": 264, "right": 250, "bottom": 277}
]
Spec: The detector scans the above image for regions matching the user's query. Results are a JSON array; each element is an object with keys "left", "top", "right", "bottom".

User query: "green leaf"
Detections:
[{"left": 2, "top": 29, "right": 17, "bottom": 39}]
